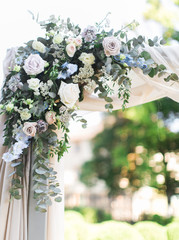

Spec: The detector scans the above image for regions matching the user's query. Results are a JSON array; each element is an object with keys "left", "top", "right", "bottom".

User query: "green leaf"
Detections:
[
  {"left": 120, "top": 32, "right": 125, "bottom": 39},
  {"left": 160, "top": 39, "right": 166, "bottom": 45},
  {"left": 35, "top": 168, "right": 47, "bottom": 175},
  {"left": 105, "top": 97, "right": 113, "bottom": 103},
  {"left": 153, "top": 36, "right": 158, "bottom": 43},
  {"left": 55, "top": 197, "right": 62, "bottom": 202},
  {"left": 140, "top": 51, "right": 151, "bottom": 60},
  {"left": 98, "top": 91, "right": 108, "bottom": 98},
  {"left": 170, "top": 73, "right": 178, "bottom": 81},
  {"left": 11, "top": 162, "right": 21, "bottom": 167},
  {"left": 35, "top": 189, "right": 44, "bottom": 194},
  {"left": 48, "top": 92, "right": 56, "bottom": 98},
  {"left": 14, "top": 195, "right": 22, "bottom": 200},
  {"left": 158, "top": 64, "right": 167, "bottom": 71},
  {"left": 149, "top": 68, "right": 157, "bottom": 78},
  {"left": 148, "top": 39, "right": 154, "bottom": 47},
  {"left": 145, "top": 59, "right": 154, "bottom": 65},
  {"left": 105, "top": 103, "right": 113, "bottom": 110},
  {"left": 53, "top": 188, "right": 61, "bottom": 193},
  {"left": 137, "top": 35, "right": 144, "bottom": 44}
]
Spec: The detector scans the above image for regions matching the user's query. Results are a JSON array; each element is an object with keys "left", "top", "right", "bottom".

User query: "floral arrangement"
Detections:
[{"left": 0, "top": 14, "right": 178, "bottom": 212}]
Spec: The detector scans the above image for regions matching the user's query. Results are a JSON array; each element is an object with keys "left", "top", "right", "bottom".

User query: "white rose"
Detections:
[
  {"left": 53, "top": 34, "right": 63, "bottom": 44},
  {"left": 23, "top": 122, "right": 37, "bottom": 137},
  {"left": 20, "top": 109, "right": 31, "bottom": 121},
  {"left": 79, "top": 52, "right": 95, "bottom": 65},
  {"left": 66, "top": 43, "right": 76, "bottom": 57},
  {"left": 23, "top": 54, "right": 45, "bottom": 75},
  {"left": 58, "top": 81, "right": 80, "bottom": 108},
  {"left": 32, "top": 40, "right": 46, "bottom": 53},
  {"left": 27, "top": 78, "right": 40, "bottom": 91}
]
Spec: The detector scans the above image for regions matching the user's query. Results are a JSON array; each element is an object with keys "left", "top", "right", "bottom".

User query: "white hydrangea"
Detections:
[
  {"left": 13, "top": 141, "right": 28, "bottom": 155},
  {"left": 72, "top": 65, "right": 94, "bottom": 84},
  {"left": 84, "top": 80, "right": 97, "bottom": 94},
  {"left": 2, "top": 152, "right": 17, "bottom": 162}
]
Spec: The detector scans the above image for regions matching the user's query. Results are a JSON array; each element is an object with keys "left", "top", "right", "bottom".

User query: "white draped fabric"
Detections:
[
  {"left": 77, "top": 45, "right": 179, "bottom": 111},
  {"left": 0, "top": 44, "right": 179, "bottom": 240}
]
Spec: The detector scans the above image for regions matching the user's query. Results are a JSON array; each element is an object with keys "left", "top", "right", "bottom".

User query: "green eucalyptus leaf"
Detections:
[
  {"left": 11, "top": 162, "right": 21, "bottom": 167},
  {"left": 160, "top": 39, "right": 166, "bottom": 45},
  {"left": 153, "top": 36, "right": 158, "bottom": 43},
  {"left": 148, "top": 39, "right": 154, "bottom": 47},
  {"left": 14, "top": 195, "right": 22, "bottom": 200},
  {"left": 35, "top": 189, "right": 44, "bottom": 194},
  {"left": 53, "top": 188, "right": 61, "bottom": 193},
  {"left": 55, "top": 197, "right": 62, "bottom": 202},
  {"left": 48, "top": 92, "right": 56, "bottom": 98},
  {"left": 35, "top": 168, "right": 47, "bottom": 175},
  {"left": 105, "top": 97, "right": 113, "bottom": 102},
  {"left": 170, "top": 73, "right": 179, "bottom": 81},
  {"left": 145, "top": 59, "right": 154, "bottom": 65}
]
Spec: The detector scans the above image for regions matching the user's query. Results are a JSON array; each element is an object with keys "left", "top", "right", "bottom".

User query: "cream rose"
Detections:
[
  {"left": 23, "top": 54, "right": 45, "bottom": 75},
  {"left": 58, "top": 81, "right": 80, "bottom": 108},
  {"left": 20, "top": 109, "right": 31, "bottom": 121},
  {"left": 66, "top": 43, "right": 76, "bottom": 57},
  {"left": 27, "top": 78, "right": 40, "bottom": 91},
  {"left": 45, "top": 111, "right": 56, "bottom": 125},
  {"left": 32, "top": 40, "right": 46, "bottom": 53},
  {"left": 53, "top": 33, "right": 64, "bottom": 44},
  {"left": 23, "top": 122, "right": 37, "bottom": 137},
  {"left": 102, "top": 36, "right": 121, "bottom": 56},
  {"left": 6, "top": 103, "right": 14, "bottom": 112},
  {"left": 79, "top": 52, "right": 95, "bottom": 65}
]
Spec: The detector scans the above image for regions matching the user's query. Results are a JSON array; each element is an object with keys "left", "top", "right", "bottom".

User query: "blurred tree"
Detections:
[
  {"left": 80, "top": 98, "right": 179, "bottom": 205},
  {"left": 144, "top": 0, "right": 179, "bottom": 42}
]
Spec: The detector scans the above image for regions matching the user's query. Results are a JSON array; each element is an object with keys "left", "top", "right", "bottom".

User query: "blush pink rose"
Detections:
[
  {"left": 102, "top": 36, "right": 121, "bottom": 56},
  {"left": 45, "top": 111, "right": 56, "bottom": 125},
  {"left": 23, "top": 122, "right": 37, "bottom": 137},
  {"left": 66, "top": 43, "right": 76, "bottom": 57},
  {"left": 23, "top": 54, "right": 45, "bottom": 75},
  {"left": 74, "top": 37, "right": 82, "bottom": 47}
]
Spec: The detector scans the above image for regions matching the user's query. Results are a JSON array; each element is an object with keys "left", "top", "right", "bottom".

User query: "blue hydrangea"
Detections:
[
  {"left": 58, "top": 62, "right": 78, "bottom": 79},
  {"left": 114, "top": 54, "right": 148, "bottom": 70}
]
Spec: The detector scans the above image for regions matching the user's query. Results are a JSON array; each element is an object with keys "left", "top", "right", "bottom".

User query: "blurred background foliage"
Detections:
[
  {"left": 80, "top": 99, "right": 179, "bottom": 205},
  {"left": 65, "top": 210, "right": 179, "bottom": 240},
  {"left": 144, "top": 0, "right": 179, "bottom": 42}
]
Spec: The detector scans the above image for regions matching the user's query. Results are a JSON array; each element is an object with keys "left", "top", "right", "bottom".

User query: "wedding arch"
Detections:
[{"left": 0, "top": 15, "right": 178, "bottom": 240}]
